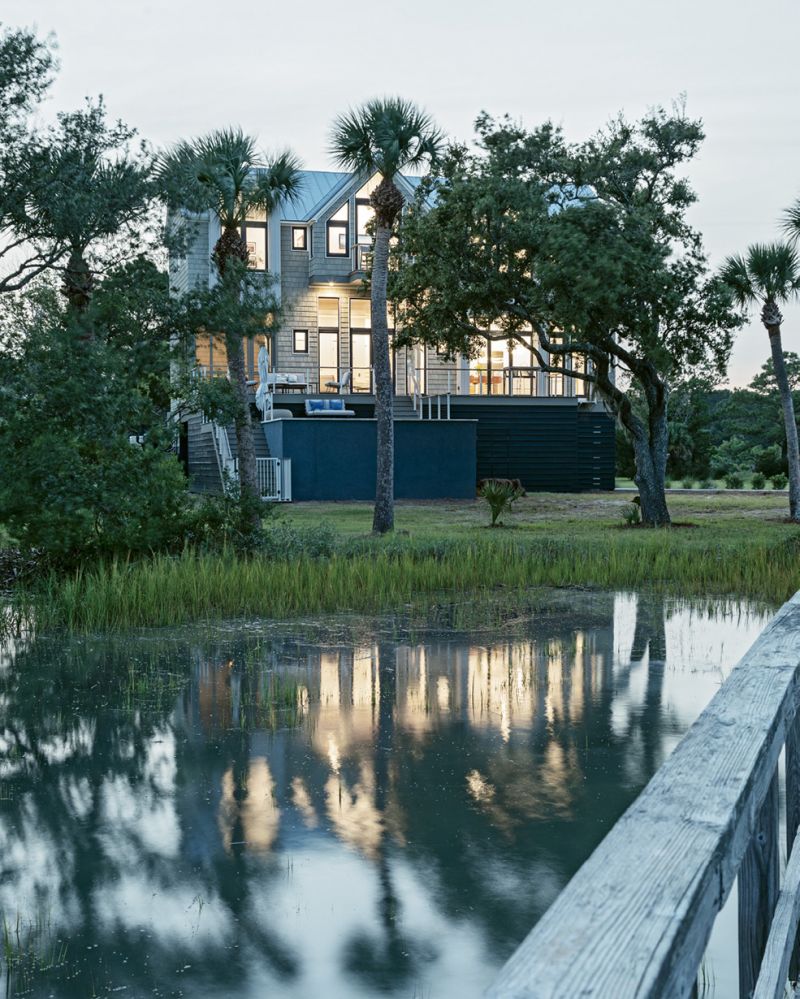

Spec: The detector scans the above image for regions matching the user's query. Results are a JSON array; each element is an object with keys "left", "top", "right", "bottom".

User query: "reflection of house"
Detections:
[{"left": 171, "top": 169, "right": 615, "bottom": 498}]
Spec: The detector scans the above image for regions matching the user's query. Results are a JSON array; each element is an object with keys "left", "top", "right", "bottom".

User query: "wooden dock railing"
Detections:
[{"left": 487, "top": 592, "right": 800, "bottom": 999}]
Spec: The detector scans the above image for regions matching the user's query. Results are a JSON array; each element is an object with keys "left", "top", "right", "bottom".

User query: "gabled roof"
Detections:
[
  {"left": 279, "top": 170, "right": 429, "bottom": 223},
  {"left": 280, "top": 171, "right": 351, "bottom": 222}
]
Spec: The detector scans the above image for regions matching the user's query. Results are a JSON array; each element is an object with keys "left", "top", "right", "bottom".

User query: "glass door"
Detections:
[
  {"left": 350, "top": 332, "right": 372, "bottom": 392},
  {"left": 319, "top": 331, "right": 339, "bottom": 392}
]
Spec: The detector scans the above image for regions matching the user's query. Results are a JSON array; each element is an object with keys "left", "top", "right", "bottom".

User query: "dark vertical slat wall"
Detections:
[
  {"left": 450, "top": 402, "right": 615, "bottom": 492},
  {"left": 187, "top": 402, "right": 616, "bottom": 496},
  {"left": 576, "top": 410, "right": 616, "bottom": 491}
]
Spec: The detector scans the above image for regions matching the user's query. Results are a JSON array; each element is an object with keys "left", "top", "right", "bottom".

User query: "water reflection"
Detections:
[{"left": 0, "top": 592, "right": 770, "bottom": 997}]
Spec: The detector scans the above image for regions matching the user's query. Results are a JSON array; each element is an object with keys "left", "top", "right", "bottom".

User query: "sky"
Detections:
[{"left": 5, "top": 0, "right": 800, "bottom": 386}]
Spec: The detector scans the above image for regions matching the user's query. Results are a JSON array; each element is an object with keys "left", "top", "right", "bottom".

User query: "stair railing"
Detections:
[{"left": 211, "top": 422, "right": 237, "bottom": 489}]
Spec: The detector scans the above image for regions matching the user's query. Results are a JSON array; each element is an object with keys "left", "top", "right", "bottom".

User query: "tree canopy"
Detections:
[{"left": 392, "top": 106, "right": 743, "bottom": 524}]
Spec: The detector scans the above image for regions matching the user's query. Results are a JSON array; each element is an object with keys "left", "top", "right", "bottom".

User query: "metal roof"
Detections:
[
  {"left": 279, "top": 170, "right": 428, "bottom": 223},
  {"left": 280, "top": 171, "right": 351, "bottom": 222}
]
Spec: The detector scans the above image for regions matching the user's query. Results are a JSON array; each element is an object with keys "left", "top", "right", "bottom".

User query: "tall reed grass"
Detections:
[{"left": 15, "top": 529, "right": 799, "bottom": 633}]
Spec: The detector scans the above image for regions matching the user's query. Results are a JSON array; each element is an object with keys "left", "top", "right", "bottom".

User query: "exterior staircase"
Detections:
[{"left": 392, "top": 395, "right": 417, "bottom": 419}]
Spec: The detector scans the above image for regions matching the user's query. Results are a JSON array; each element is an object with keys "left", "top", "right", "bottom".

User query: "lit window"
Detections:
[
  {"left": 356, "top": 199, "right": 374, "bottom": 241},
  {"left": 245, "top": 205, "right": 267, "bottom": 222},
  {"left": 350, "top": 299, "right": 371, "bottom": 330},
  {"left": 245, "top": 226, "right": 267, "bottom": 270},
  {"left": 292, "top": 227, "right": 307, "bottom": 250},
  {"left": 318, "top": 297, "right": 339, "bottom": 330},
  {"left": 326, "top": 202, "right": 349, "bottom": 256},
  {"left": 293, "top": 329, "right": 308, "bottom": 353}
]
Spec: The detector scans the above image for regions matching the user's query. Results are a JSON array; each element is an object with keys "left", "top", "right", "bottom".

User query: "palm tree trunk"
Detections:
[
  {"left": 372, "top": 222, "right": 394, "bottom": 534},
  {"left": 766, "top": 319, "right": 800, "bottom": 521},
  {"left": 216, "top": 227, "right": 261, "bottom": 531},
  {"left": 226, "top": 330, "right": 261, "bottom": 527},
  {"left": 63, "top": 246, "right": 93, "bottom": 321}
]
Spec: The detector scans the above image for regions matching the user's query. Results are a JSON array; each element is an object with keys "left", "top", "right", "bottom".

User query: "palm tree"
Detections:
[
  {"left": 330, "top": 99, "right": 443, "bottom": 534},
  {"left": 721, "top": 243, "right": 800, "bottom": 520},
  {"left": 160, "top": 128, "right": 302, "bottom": 522},
  {"left": 19, "top": 100, "right": 154, "bottom": 319}
]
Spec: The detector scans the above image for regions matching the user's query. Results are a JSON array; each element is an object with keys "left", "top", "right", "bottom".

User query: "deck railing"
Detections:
[
  {"left": 256, "top": 457, "right": 290, "bottom": 502},
  {"left": 487, "top": 592, "right": 800, "bottom": 999}
]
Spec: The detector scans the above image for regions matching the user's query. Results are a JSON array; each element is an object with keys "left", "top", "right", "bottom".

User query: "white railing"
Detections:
[
  {"left": 256, "top": 458, "right": 291, "bottom": 502},
  {"left": 211, "top": 422, "right": 236, "bottom": 485},
  {"left": 413, "top": 370, "right": 452, "bottom": 420},
  {"left": 407, "top": 359, "right": 422, "bottom": 413}
]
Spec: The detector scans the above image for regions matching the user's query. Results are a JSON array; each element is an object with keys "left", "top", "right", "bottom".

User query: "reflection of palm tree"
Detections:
[{"left": 343, "top": 642, "right": 418, "bottom": 990}]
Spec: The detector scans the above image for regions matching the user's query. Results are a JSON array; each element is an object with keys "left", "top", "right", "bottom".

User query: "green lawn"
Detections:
[{"left": 281, "top": 490, "right": 794, "bottom": 539}]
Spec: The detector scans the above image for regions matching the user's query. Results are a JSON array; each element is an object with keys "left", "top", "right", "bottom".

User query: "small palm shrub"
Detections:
[
  {"left": 751, "top": 472, "right": 766, "bottom": 490},
  {"left": 622, "top": 500, "right": 642, "bottom": 526},
  {"left": 700, "top": 478, "right": 714, "bottom": 489},
  {"left": 771, "top": 472, "right": 789, "bottom": 490},
  {"left": 478, "top": 478, "right": 525, "bottom": 526},
  {"left": 724, "top": 471, "right": 745, "bottom": 490},
  {"left": 664, "top": 478, "right": 672, "bottom": 489},
  {"left": 681, "top": 477, "right": 694, "bottom": 489}
]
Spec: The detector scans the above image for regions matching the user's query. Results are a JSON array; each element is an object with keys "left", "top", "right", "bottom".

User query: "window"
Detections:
[
  {"left": 292, "top": 226, "right": 307, "bottom": 250},
  {"left": 356, "top": 199, "right": 374, "bottom": 242},
  {"left": 318, "top": 297, "right": 340, "bottom": 391},
  {"left": 293, "top": 329, "right": 308, "bottom": 353},
  {"left": 245, "top": 225, "right": 267, "bottom": 270},
  {"left": 196, "top": 331, "right": 229, "bottom": 378},
  {"left": 326, "top": 202, "right": 349, "bottom": 256},
  {"left": 349, "top": 299, "right": 372, "bottom": 393}
]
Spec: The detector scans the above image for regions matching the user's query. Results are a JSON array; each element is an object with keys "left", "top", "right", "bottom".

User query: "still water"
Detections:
[{"left": 0, "top": 591, "right": 773, "bottom": 998}]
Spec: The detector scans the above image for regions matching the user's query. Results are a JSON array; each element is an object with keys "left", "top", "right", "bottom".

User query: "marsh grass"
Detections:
[
  {"left": 13, "top": 522, "right": 799, "bottom": 633},
  {"left": 2, "top": 911, "right": 68, "bottom": 997}
]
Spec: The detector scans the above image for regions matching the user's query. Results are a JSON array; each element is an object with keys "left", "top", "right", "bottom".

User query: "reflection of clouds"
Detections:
[
  {"left": 60, "top": 775, "right": 92, "bottom": 821},
  {"left": 0, "top": 810, "right": 77, "bottom": 943},
  {"left": 94, "top": 874, "right": 233, "bottom": 948},
  {"left": 100, "top": 731, "right": 181, "bottom": 862}
]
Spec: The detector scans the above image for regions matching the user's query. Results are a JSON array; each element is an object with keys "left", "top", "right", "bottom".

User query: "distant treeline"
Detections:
[{"left": 616, "top": 354, "right": 800, "bottom": 481}]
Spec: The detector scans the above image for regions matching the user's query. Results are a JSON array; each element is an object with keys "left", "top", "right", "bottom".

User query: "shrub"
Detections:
[
  {"left": 724, "top": 471, "right": 745, "bottom": 490},
  {"left": 751, "top": 472, "right": 766, "bottom": 490},
  {"left": 700, "top": 478, "right": 714, "bottom": 489},
  {"left": 681, "top": 478, "right": 694, "bottom": 489},
  {"left": 185, "top": 488, "right": 277, "bottom": 553},
  {"left": 711, "top": 437, "right": 754, "bottom": 479},
  {"left": 477, "top": 478, "right": 525, "bottom": 526},
  {"left": 771, "top": 472, "right": 789, "bottom": 490},
  {"left": 664, "top": 478, "right": 672, "bottom": 489},
  {"left": 753, "top": 444, "right": 785, "bottom": 479},
  {"left": 622, "top": 502, "right": 641, "bottom": 526}
]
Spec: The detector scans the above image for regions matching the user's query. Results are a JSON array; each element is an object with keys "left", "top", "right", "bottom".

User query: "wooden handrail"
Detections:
[{"left": 487, "top": 592, "right": 800, "bottom": 999}]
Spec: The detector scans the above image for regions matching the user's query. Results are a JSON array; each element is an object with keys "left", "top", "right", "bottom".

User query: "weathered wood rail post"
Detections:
[{"left": 486, "top": 592, "right": 800, "bottom": 999}]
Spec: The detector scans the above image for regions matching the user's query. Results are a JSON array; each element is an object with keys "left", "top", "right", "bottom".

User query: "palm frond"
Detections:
[
  {"left": 782, "top": 198, "right": 800, "bottom": 242},
  {"left": 245, "top": 150, "right": 304, "bottom": 213},
  {"left": 747, "top": 242, "right": 800, "bottom": 301},
  {"left": 158, "top": 129, "right": 302, "bottom": 225},
  {"left": 330, "top": 97, "right": 443, "bottom": 180},
  {"left": 719, "top": 253, "right": 754, "bottom": 307}
]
